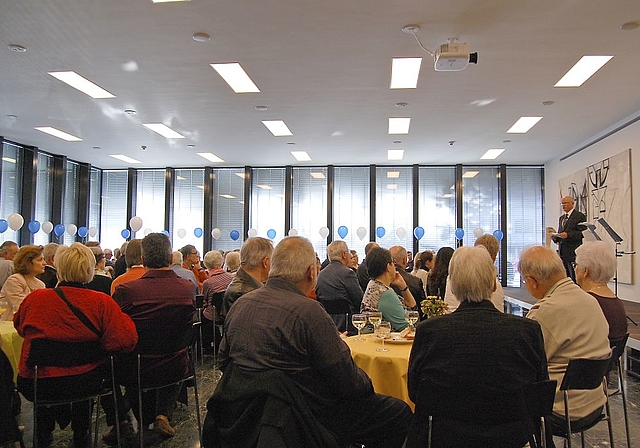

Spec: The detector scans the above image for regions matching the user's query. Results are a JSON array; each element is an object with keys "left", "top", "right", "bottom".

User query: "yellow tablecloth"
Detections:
[
  {"left": 344, "top": 334, "right": 414, "bottom": 410},
  {"left": 0, "top": 321, "right": 23, "bottom": 383}
]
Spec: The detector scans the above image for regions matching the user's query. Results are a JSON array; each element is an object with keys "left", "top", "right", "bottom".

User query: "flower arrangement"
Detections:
[{"left": 421, "top": 296, "right": 448, "bottom": 318}]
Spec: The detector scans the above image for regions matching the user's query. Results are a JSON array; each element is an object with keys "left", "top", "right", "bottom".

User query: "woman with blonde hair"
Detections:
[{"left": 0, "top": 245, "right": 46, "bottom": 321}]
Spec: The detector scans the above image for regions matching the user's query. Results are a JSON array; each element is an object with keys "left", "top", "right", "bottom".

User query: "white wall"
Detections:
[{"left": 545, "top": 112, "right": 640, "bottom": 303}]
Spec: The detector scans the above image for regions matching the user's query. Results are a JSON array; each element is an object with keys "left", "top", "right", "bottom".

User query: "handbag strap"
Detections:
[{"left": 54, "top": 287, "right": 102, "bottom": 337}]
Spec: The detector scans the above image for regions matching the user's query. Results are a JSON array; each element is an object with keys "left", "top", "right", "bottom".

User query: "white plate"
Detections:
[{"left": 386, "top": 333, "right": 413, "bottom": 344}]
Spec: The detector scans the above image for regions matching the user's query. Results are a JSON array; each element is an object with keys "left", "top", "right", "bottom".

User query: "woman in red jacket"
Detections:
[{"left": 14, "top": 243, "right": 138, "bottom": 448}]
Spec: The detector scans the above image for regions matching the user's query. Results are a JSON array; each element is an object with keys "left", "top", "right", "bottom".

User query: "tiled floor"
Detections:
[{"left": 13, "top": 350, "right": 640, "bottom": 447}]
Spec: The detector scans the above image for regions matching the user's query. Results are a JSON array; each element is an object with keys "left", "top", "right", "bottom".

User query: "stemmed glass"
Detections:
[
  {"left": 405, "top": 310, "right": 419, "bottom": 332},
  {"left": 351, "top": 314, "right": 367, "bottom": 342},
  {"left": 368, "top": 311, "right": 382, "bottom": 329},
  {"left": 375, "top": 321, "right": 392, "bottom": 352}
]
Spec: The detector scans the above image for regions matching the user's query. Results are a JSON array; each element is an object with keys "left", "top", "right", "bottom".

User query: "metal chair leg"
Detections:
[{"left": 618, "top": 358, "right": 631, "bottom": 448}]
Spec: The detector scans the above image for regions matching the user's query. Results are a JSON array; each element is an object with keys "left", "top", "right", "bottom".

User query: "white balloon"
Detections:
[
  {"left": 66, "top": 224, "right": 78, "bottom": 236},
  {"left": 319, "top": 226, "right": 330, "bottom": 239},
  {"left": 356, "top": 226, "right": 367, "bottom": 240},
  {"left": 211, "top": 228, "right": 222, "bottom": 240},
  {"left": 177, "top": 228, "right": 187, "bottom": 239},
  {"left": 474, "top": 227, "right": 484, "bottom": 238},
  {"left": 42, "top": 221, "right": 54, "bottom": 234},
  {"left": 248, "top": 228, "right": 258, "bottom": 238},
  {"left": 288, "top": 228, "right": 298, "bottom": 236},
  {"left": 88, "top": 226, "right": 98, "bottom": 237},
  {"left": 7, "top": 213, "right": 24, "bottom": 231},
  {"left": 129, "top": 216, "right": 143, "bottom": 232},
  {"left": 396, "top": 227, "right": 406, "bottom": 240},
  {"left": 144, "top": 227, "right": 153, "bottom": 236}
]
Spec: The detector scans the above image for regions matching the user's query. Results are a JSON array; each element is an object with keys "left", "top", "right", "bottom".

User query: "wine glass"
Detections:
[
  {"left": 406, "top": 310, "right": 419, "bottom": 331},
  {"left": 368, "top": 311, "right": 382, "bottom": 329},
  {"left": 351, "top": 314, "right": 367, "bottom": 341},
  {"left": 375, "top": 321, "right": 391, "bottom": 352}
]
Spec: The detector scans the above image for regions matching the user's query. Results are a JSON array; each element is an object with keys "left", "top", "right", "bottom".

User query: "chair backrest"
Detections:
[
  {"left": 319, "top": 298, "right": 351, "bottom": 315},
  {"left": 195, "top": 294, "right": 205, "bottom": 309},
  {"left": 520, "top": 380, "right": 557, "bottom": 420},
  {"left": 209, "top": 291, "right": 225, "bottom": 311},
  {"left": 559, "top": 357, "right": 612, "bottom": 391},
  {"left": 611, "top": 333, "right": 630, "bottom": 363},
  {"left": 26, "top": 338, "right": 105, "bottom": 368}
]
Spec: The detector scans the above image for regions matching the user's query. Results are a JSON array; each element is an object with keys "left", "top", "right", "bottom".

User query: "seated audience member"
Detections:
[
  {"left": 110, "top": 240, "right": 144, "bottom": 295},
  {"left": 444, "top": 234, "right": 505, "bottom": 312},
  {"left": 110, "top": 233, "right": 196, "bottom": 440},
  {"left": 410, "top": 251, "right": 428, "bottom": 290},
  {"left": 360, "top": 247, "right": 415, "bottom": 331},
  {"left": 14, "top": 243, "right": 137, "bottom": 448},
  {"left": 0, "top": 241, "right": 19, "bottom": 289},
  {"left": 1, "top": 245, "right": 46, "bottom": 321},
  {"left": 180, "top": 245, "right": 209, "bottom": 292},
  {"left": 426, "top": 246, "right": 454, "bottom": 302},
  {"left": 520, "top": 246, "right": 610, "bottom": 434},
  {"left": 574, "top": 241, "right": 628, "bottom": 344},
  {"left": 36, "top": 242, "right": 60, "bottom": 288},
  {"left": 201, "top": 250, "right": 234, "bottom": 352},
  {"left": 87, "top": 246, "right": 113, "bottom": 295},
  {"left": 223, "top": 251, "right": 240, "bottom": 274},
  {"left": 390, "top": 246, "right": 425, "bottom": 312},
  {"left": 112, "top": 242, "right": 128, "bottom": 279},
  {"left": 356, "top": 242, "right": 379, "bottom": 291},
  {"left": 220, "top": 238, "right": 273, "bottom": 323},
  {"left": 350, "top": 250, "right": 359, "bottom": 272},
  {"left": 407, "top": 246, "right": 548, "bottom": 448},
  {"left": 104, "top": 248, "right": 114, "bottom": 268},
  {"left": 170, "top": 251, "right": 199, "bottom": 294},
  {"left": 207, "top": 236, "right": 411, "bottom": 448}
]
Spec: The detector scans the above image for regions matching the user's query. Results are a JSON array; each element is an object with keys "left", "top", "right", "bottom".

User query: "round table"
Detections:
[
  {"left": 344, "top": 334, "right": 414, "bottom": 410},
  {"left": 0, "top": 321, "right": 23, "bottom": 383}
]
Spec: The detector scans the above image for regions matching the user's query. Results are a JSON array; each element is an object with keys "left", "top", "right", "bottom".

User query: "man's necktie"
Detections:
[{"left": 561, "top": 214, "right": 568, "bottom": 229}]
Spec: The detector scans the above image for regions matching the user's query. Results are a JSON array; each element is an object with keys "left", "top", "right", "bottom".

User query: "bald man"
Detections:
[{"left": 552, "top": 196, "right": 586, "bottom": 281}]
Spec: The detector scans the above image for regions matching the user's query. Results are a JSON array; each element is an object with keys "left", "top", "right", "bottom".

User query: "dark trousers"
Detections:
[
  {"left": 560, "top": 255, "right": 577, "bottom": 283},
  {"left": 102, "top": 384, "right": 180, "bottom": 427}
]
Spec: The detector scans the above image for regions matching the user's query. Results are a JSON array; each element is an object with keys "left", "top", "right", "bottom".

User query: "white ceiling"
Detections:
[{"left": 1, "top": 0, "right": 639, "bottom": 169}]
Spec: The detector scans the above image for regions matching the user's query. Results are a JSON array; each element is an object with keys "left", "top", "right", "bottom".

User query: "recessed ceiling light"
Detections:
[
  {"left": 387, "top": 171, "right": 400, "bottom": 178},
  {"left": 210, "top": 62, "right": 260, "bottom": 93},
  {"left": 310, "top": 172, "right": 326, "bottom": 179},
  {"left": 442, "top": 193, "right": 454, "bottom": 198},
  {"left": 35, "top": 126, "right": 82, "bottom": 141},
  {"left": 390, "top": 57, "right": 422, "bottom": 89},
  {"left": 507, "top": 116, "right": 543, "bottom": 134},
  {"left": 554, "top": 56, "right": 613, "bottom": 87},
  {"left": 197, "top": 152, "right": 224, "bottom": 163},
  {"left": 5, "top": 114, "right": 18, "bottom": 120},
  {"left": 220, "top": 194, "right": 236, "bottom": 199},
  {"left": 395, "top": 102, "right": 408, "bottom": 108},
  {"left": 109, "top": 154, "right": 141, "bottom": 164},
  {"left": 255, "top": 105, "right": 268, "bottom": 111},
  {"left": 48, "top": 71, "right": 115, "bottom": 99},
  {"left": 262, "top": 120, "right": 293, "bottom": 136},
  {"left": 620, "top": 21, "right": 640, "bottom": 30},
  {"left": 480, "top": 148, "right": 505, "bottom": 160},
  {"left": 8, "top": 44, "right": 26, "bottom": 53},
  {"left": 387, "top": 184, "right": 398, "bottom": 190},
  {"left": 462, "top": 171, "right": 479, "bottom": 178},
  {"left": 2, "top": 157, "right": 17, "bottom": 164},
  {"left": 143, "top": 123, "right": 185, "bottom": 139},
  {"left": 541, "top": 100, "right": 555, "bottom": 106},
  {"left": 291, "top": 151, "right": 312, "bottom": 162},
  {"left": 387, "top": 149, "right": 404, "bottom": 160},
  {"left": 470, "top": 99, "right": 496, "bottom": 107},
  {"left": 151, "top": 0, "right": 190, "bottom": 3},
  {"left": 393, "top": 140, "right": 402, "bottom": 144},
  {"left": 92, "top": 146, "right": 101, "bottom": 150},
  {"left": 192, "top": 32, "right": 211, "bottom": 42},
  {"left": 388, "top": 117, "right": 411, "bottom": 134},
  {"left": 257, "top": 184, "right": 273, "bottom": 190}
]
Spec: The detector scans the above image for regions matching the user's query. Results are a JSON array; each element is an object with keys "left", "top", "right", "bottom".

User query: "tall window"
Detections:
[
  {"left": 61, "top": 161, "right": 79, "bottom": 246},
  {"left": 0, "top": 143, "right": 22, "bottom": 244},
  {"left": 506, "top": 167, "right": 544, "bottom": 286},
  {"left": 174, "top": 169, "right": 204, "bottom": 254},
  {"left": 88, "top": 167, "right": 101, "bottom": 244},
  {"left": 333, "top": 167, "right": 370, "bottom": 259},
  {"left": 418, "top": 166, "right": 456, "bottom": 253},
  {"left": 292, "top": 167, "right": 328, "bottom": 259},
  {"left": 376, "top": 166, "right": 413, "bottom": 251},
  {"left": 250, "top": 168, "right": 286, "bottom": 246},
  {"left": 136, "top": 169, "right": 166, "bottom": 239},
  {"left": 101, "top": 170, "right": 128, "bottom": 254},
  {"left": 34, "top": 153, "right": 53, "bottom": 245},
  {"left": 211, "top": 169, "right": 245, "bottom": 253}
]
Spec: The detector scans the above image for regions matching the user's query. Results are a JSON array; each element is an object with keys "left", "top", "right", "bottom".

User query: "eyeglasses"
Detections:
[{"left": 571, "top": 261, "right": 578, "bottom": 269}]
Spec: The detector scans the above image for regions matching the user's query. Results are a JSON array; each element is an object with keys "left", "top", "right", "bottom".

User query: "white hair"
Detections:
[{"left": 449, "top": 246, "right": 495, "bottom": 303}]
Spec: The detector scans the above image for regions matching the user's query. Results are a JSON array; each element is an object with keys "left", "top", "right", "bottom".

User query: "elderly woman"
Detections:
[
  {"left": 224, "top": 251, "right": 241, "bottom": 274},
  {"left": 14, "top": 243, "right": 137, "bottom": 448},
  {"left": 0, "top": 245, "right": 46, "bottom": 321},
  {"left": 575, "top": 241, "right": 628, "bottom": 344},
  {"left": 201, "top": 250, "right": 234, "bottom": 352},
  {"left": 360, "top": 247, "right": 415, "bottom": 331}
]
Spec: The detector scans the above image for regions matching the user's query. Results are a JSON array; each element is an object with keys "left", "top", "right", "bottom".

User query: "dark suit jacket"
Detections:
[
  {"left": 407, "top": 300, "right": 548, "bottom": 448},
  {"left": 557, "top": 209, "right": 587, "bottom": 261},
  {"left": 391, "top": 266, "right": 425, "bottom": 309},
  {"left": 36, "top": 265, "right": 58, "bottom": 289}
]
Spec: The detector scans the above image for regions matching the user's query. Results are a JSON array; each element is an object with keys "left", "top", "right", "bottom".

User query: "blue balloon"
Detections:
[
  {"left": 77, "top": 226, "right": 88, "bottom": 238},
  {"left": 455, "top": 228, "right": 465, "bottom": 240},
  {"left": 230, "top": 230, "right": 240, "bottom": 241},
  {"left": 121, "top": 229, "right": 130, "bottom": 239},
  {"left": 28, "top": 220, "right": 41, "bottom": 234},
  {"left": 376, "top": 226, "right": 386, "bottom": 238},
  {"left": 53, "top": 224, "right": 65, "bottom": 237},
  {"left": 194, "top": 227, "right": 203, "bottom": 238},
  {"left": 267, "top": 229, "right": 276, "bottom": 239},
  {"left": 161, "top": 230, "right": 170, "bottom": 236},
  {"left": 413, "top": 226, "right": 425, "bottom": 240},
  {"left": 0, "top": 219, "right": 7, "bottom": 233},
  {"left": 493, "top": 229, "right": 504, "bottom": 242},
  {"left": 337, "top": 225, "right": 348, "bottom": 239}
]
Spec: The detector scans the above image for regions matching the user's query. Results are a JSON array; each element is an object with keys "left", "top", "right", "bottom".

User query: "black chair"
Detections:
[
  {"left": 135, "top": 321, "right": 202, "bottom": 447},
  {"left": 521, "top": 380, "right": 557, "bottom": 448},
  {"left": 195, "top": 294, "right": 205, "bottom": 364},
  {"left": 27, "top": 339, "right": 120, "bottom": 448},
  {"left": 610, "top": 334, "right": 631, "bottom": 448},
  {"left": 0, "top": 350, "right": 24, "bottom": 448},
  {"left": 318, "top": 298, "right": 353, "bottom": 333},
  {"left": 554, "top": 356, "right": 614, "bottom": 448}
]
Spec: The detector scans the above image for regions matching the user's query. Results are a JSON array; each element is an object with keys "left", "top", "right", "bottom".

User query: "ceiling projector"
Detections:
[{"left": 434, "top": 42, "right": 478, "bottom": 71}]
